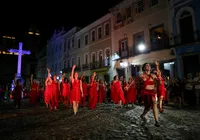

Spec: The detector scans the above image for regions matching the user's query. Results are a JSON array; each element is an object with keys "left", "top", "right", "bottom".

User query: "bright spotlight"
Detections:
[{"left": 138, "top": 43, "right": 145, "bottom": 52}]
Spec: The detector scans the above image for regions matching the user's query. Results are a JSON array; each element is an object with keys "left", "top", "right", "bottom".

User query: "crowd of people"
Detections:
[{"left": 1, "top": 61, "right": 200, "bottom": 127}]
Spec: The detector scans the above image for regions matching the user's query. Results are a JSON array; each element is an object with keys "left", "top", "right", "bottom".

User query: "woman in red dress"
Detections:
[
  {"left": 29, "top": 74, "right": 38, "bottom": 106},
  {"left": 98, "top": 79, "right": 106, "bottom": 103},
  {"left": 44, "top": 68, "right": 52, "bottom": 109},
  {"left": 62, "top": 73, "right": 70, "bottom": 108},
  {"left": 125, "top": 76, "right": 137, "bottom": 106},
  {"left": 13, "top": 79, "right": 23, "bottom": 108},
  {"left": 70, "top": 65, "right": 83, "bottom": 115},
  {"left": 112, "top": 75, "right": 126, "bottom": 107},
  {"left": 140, "top": 61, "right": 161, "bottom": 127},
  {"left": 80, "top": 76, "right": 88, "bottom": 107},
  {"left": 88, "top": 72, "right": 98, "bottom": 109},
  {"left": 51, "top": 74, "right": 60, "bottom": 111}
]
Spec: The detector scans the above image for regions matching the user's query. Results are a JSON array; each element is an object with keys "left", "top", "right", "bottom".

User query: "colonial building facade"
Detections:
[
  {"left": 110, "top": 0, "right": 176, "bottom": 79},
  {"left": 47, "top": 14, "right": 112, "bottom": 82},
  {"left": 169, "top": 0, "right": 200, "bottom": 78}
]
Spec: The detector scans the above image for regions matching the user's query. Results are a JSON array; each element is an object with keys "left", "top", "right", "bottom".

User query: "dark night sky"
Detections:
[{"left": 0, "top": 0, "right": 122, "bottom": 45}]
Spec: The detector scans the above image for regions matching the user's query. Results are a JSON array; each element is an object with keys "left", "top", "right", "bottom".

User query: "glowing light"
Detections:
[
  {"left": 138, "top": 43, "right": 145, "bottom": 52},
  {"left": 120, "top": 60, "right": 123, "bottom": 67},
  {"left": 57, "top": 76, "right": 59, "bottom": 80},
  {"left": 35, "top": 33, "right": 40, "bottom": 36},
  {"left": 28, "top": 32, "right": 34, "bottom": 34},
  {"left": 60, "top": 71, "right": 62, "bottom": 74},
  {"left": 169, "top": 62, "right": 174, "bottom": 65},
  {"left": 3, "top": 36, "right": 15, "bottom": 39},
  {"left": 8, "top": 42, "right": 31, "bottom": 78}
]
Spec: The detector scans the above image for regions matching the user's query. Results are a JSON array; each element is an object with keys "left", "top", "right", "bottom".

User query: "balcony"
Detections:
[
  {"left": 82, "top": 64, "right": 90, "bottom": 70},
  {"left": 62, "top": 67, "right": 71, "bottom": 73},
  {"left": 173, "top": 30, "right": 200, "bottom": 46},
  {"left": 150, "top": 34, "right": 170, "bottom": 51},
  {"left": 90, "top": 59, "right": 111, "bottom": 70}
]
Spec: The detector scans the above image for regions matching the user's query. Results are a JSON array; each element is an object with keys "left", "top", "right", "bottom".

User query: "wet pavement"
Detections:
[{"left": 0, "top": 100, "right": 200, "bottom": 140}]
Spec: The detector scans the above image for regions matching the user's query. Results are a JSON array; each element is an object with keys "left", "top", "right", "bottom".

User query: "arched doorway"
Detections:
[{"left": 178, "top": 10, "right": 194, "bottom": 44}]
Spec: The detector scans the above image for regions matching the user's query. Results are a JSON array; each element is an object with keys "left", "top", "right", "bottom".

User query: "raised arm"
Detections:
[
  {"left": 155, "top": 61, "right": 160, "bottom": 73},
  {"left": 71, "top": 65, "right": 76, "bottom": 83},
  {"left": 80, "top": 72, "right": 85, "bottom": 81},
  {"left": 30, "top": 74, "right": 33, "bottom": 85},
  {"left": 80, "top": 80, "right": 83, "bottom": 97},
  {"left": 47, "top": 68, "right": 52, "bottom": 83}
]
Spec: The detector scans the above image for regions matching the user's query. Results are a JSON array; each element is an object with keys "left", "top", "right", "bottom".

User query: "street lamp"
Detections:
[{"left": 138, "top": 43, "right": 146, "bottom": 52}]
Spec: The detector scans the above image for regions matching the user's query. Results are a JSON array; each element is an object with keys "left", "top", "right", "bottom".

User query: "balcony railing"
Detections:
[
  {"left": 173, "top": 30, "right": 200, "bottom": 46},
  {"left": 62, "top": 67, "right": 71, "bottom": 73},
  {"left": 90, "top": 59, "right": 111, "bottom": 70}
]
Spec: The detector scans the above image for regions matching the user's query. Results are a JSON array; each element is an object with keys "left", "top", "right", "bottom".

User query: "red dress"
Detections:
[
  {"left": 112, "top": 81, "right": 126, "bottom": 104},
  {"left": 44, "top": 84, "right": 52, "bottom": 104},
  {"left": 14, "top": 85, "right": 22, "bottom": 107},
  {"left": 51, "top": 81, "right": 59, "bottom": 107},
  {"left": 62, "top": 83, "right": 70, "bottom": 97},
  {"left": 157, "top": 78, "right": 166, "bottom": 99},
  {"left": 70, "top": 79, "right": 81, "bottom": 102},
  {"left": 29, "top": 83, "right": 38, "bottom": 105},
  {"left": 98, "top": 84, "right": 106, "bottom": 103},
  {"left": 80, "top": 82, "right": 88, "bottom": 106},
  {"left": 88, "top": 81, "right": 98, "bottom": 109},
  {"left": 126, "top": 82, "right": 137, "bottom": 103},
  {"left": 142, "top": 77, "right": 156, "bottom": 108}
]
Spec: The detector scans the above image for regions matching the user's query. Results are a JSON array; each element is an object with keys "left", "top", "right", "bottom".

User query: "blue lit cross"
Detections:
[{"left": 9, "top": 42, "right": 31, "bottom": 78}]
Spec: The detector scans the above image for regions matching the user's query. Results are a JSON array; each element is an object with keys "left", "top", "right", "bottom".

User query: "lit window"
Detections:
[{"left": 28, "top": 32, "right": 34, "bottom": 35}]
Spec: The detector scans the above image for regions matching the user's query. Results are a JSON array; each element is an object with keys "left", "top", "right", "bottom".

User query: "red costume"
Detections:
[
  {"left": 44, "top": 84, "right": 52, "bottom": 105},
  {"left": 157, "top": 77, "right": 166, "bottom": 100},
  {"left": 29, "top": 83, "right": 38, "bottom": 105},
  {"left": 70, "top": 79, "right": 81, "bottom": 103},
  {"left": 62, "top": 82, "right": 70, "bottom": 107},
  {"left": 88, "top": 81, "right": 98, "bottom": 109},
  {"left": 14, "top": 85, "right": 22, "bottom": 108},
  {"left": 51, "top": 81, "right": 59, "bottom": 108},
  {"left": 98, "top": 84, "right": 106, "bottom": 103},
  {"left": 142, "top": 77, "right": 156, "bottom": 108},
  {"left": 126, "top": 82, "right": 137, "bottom": 104},
  {"left": 112, "top": 81, "right": 126, "bottom": 104},
  {"left": 80, "top": 82, "right": 88, "bottom": 107}
]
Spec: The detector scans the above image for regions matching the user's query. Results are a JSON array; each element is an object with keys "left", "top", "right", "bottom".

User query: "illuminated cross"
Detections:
[{"left": 9, "top": 42, "right": 31, "bottom": 78}]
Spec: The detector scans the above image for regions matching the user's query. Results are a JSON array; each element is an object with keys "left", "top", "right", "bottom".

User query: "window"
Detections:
[
  {"left": 136, "top": 0, "right": 144, "bottom": 13},
  {"left": 91, "top": 30, "right": 96, "bottom": 42},
  {"left": 116, "top": 13, "right": 122, "bottom": 23},
  {"left": 127, "top": 7, "right": 132, "bottom": 18},
  {"left": 92, "top": 53, "right": 96, "bottom": 63},
  {"left": 134, "top": 31, "right": 145, "bottom": 53},
  {"left": 98, "top": 27, "right": 102, "bottom": 39},
  {"left": 67, "top": 38, "right": 70, "bottom": 49},
  {"left": 64, "top": 60, "right": 66, "bottom": 68},
  {"left": 85, "top": 54, "right": 88, "bottom": 64},
  {"left": 64, "top": 41, "right": 67, "bottom": 52},
  {"left": 150, "top": 0, "right": 158, "bottom": 7},
  {"left": 72, "top": 58, "right": 75, "bottom": 66},
  {"left": 106, "top": 49, "right": 110, "bottom": 66},
  {"left": 78, "top": 39, "right": 81, "bottom": 48},
  {"left": 85, "top": 34, "right": 88, "bottom": 45},
  {"left": 119, "top": 39, "right": 128, "bottom": 57},
  {"left": 67, "top": 60, "right": 70, "bottom": 68},
  {"left": 55, "top": 64, "right": 57, "bottom": 73},
  {"left": 105, "top": 23, "right": 110, "bottom": 36},
  {"left": 72, "top": 37, "right": 74, "bottom": 48},
  {"left": 77, "top": 57, "right": 80, "bottom": 66},
  {"left": 99, "top": 51, "right": 103, "bottom": 66}
]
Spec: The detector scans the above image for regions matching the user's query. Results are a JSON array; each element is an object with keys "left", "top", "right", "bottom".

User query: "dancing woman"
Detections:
[
  {"left": 29, "top": 74, "right": 39, "bottom": 106},
  {"left": 44, "top": 68, "right": 52, "bottom": 109},
  {"left": 61, "top": 73, "right": 70, "bottom": 108},
  {"left": 140, "top": 61, "right": 161, "bottom": 127},
  {"left": 70, "top": 65, "right": 83, "bottom": 115}
]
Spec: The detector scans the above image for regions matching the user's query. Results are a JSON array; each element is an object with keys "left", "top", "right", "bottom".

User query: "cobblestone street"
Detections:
[{"left": 0, "top": 100, "right": 200, "bottom": 140}]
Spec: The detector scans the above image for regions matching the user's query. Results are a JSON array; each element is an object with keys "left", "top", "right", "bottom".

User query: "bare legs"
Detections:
[
  {"left": 159, "top": 96, "right": 164, "bottom": 112},
  {"left": 141, "top": 97, "right": 160, "bottom": 127},
  {"left": 73, "top": 101, "right": 79, "bottom": 115}
]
